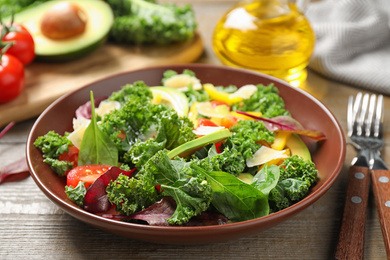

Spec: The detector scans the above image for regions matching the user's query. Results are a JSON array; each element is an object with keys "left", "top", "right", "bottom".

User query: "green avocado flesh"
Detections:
[
  {"left": 286, "top": 134, "right": 311, "bottom": 161},
  {"left": 167, "top": 129, "right": 231, "bottom": 159},
  {"left": 237, "top": 173, "right": 254, "bottom": 184},
  {"left": 12, "top": 0, "right": 114, "bottom": 62}
]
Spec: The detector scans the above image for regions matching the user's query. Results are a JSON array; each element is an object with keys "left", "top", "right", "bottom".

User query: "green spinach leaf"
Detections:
[
  {"left": 251, "top": 164, "right": 280, "bottom": 196},
  {"left": 193, "top": 165, "right": 269, "bottom": 222},
  {"left": 78, "top": 92, "right": 119, "bottom": 166}
]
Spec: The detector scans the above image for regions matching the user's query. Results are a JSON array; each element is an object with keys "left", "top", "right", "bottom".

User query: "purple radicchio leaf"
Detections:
[
  {"left": 83, "top": 166, "right": 135, "bottom": 213},
  {"left": 236, "top": 111, "right": 326, "bottom": 140},
  {"left": 75, "top": 97, "right": 107, "bottom": 119}
]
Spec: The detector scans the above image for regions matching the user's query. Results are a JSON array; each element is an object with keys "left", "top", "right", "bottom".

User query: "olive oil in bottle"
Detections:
[{"left": 213, "top": 0, "right": 315, "bottom": 86}]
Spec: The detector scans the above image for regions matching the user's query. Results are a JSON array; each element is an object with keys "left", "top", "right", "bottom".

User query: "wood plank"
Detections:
[{"left": 0, "top": 33, "right": 203, "bottom": 127}]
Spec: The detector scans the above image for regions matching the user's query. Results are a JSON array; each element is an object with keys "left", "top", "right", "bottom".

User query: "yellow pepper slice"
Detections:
[
  {"left": 188, "top": 101, "right": 199, "bottom": 127},
  {"left": 271, "top": 131, "right": 292, "bottom": 151},
  {"left": 203, "top": 83, "right": 243, "bottom": 105},
  {"left": 230, "top": 111, "right": 263, "bottom": 121}
]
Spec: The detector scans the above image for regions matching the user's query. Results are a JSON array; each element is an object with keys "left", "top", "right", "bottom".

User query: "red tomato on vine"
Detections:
[
  {"left": 0, "top": 22, "right": 35, "bottom": 65},
  {"left": 0, "top": 50, "right": 25, "bottom": 103}
]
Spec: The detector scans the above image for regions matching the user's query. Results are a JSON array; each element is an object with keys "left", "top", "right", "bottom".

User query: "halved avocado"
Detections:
[
  {"left": 285, "top": 134, "right": 311, "bottom": 161},
  {"left": 11, "top": 0, "right": 114, "bottom": 62}
]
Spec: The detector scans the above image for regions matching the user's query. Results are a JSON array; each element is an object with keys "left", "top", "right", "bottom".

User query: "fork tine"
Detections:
[
  {"left": 352, "top": 93, "right": 362, "bottom": 123},
  {"left": 357, "top": 94, "right": 369, "bottom": 136},
  {"left": 374, "top": 94, "right": 384, "bottom": 138},
  {"left": 347, "top": 96, "right": 354, "bottom": 137},
  {"left": 365, "top": 94, "right": 376, "bottom": 137},
  {"left": 348, "top": 93, "right": 363, "bottom": 137}
]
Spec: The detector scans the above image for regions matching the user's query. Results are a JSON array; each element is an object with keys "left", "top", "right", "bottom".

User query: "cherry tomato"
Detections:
[
  {"left": 197, "top": 118, "right": 219, "bottom": 127},
  {"left": 215, "top": 142, "right": 223, "bottom": 153},
  {"left": 0, "top": 53, "right": 25, "bottom": 103},
  {"left": 67, "top": 165, "right": 111, "bottom": 188},
  {"left": 59, "top": 145, "right": 79, "bottom": 171},
  {"left": 214, "top": 117, "right": 237, "bottom": 128},
  {"left": 210, "top": 101, "right": 230, "bottom": 110},
  {"left": 1, "top": 23, "right": 35, "bottom": 65}
]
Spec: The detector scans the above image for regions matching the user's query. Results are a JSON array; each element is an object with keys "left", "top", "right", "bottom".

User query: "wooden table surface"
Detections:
[{"left": 0, "top": 1, "right": 388, "bottom": 259}]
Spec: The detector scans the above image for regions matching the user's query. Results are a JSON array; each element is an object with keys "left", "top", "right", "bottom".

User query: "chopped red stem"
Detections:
[
  {"left": 0, "top": 121, "right": 15, "bottom": 139},
  {"left": 236, "top": 111, "right": 294, "bottom": 130}
]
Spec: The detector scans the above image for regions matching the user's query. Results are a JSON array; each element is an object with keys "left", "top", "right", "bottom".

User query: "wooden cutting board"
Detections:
[{"left": 0, "top": 33, "right": 203, "bottom": 128}]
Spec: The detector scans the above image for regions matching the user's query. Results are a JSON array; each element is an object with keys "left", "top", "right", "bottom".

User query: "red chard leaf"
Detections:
[
  {"left": 0, "top": 157, "right": 30, "bottom": 185},
  {"left": 102, "top": 197, "right": 229, "bottom": 226},
  {"left": 0, "top": 121, "right": 15, "bottom": 139},
  {"left": 181, "top": 211, "right": 229, "bottom": 226},
  {"left": 236, "top": 111, "right": 326, "bottom": 140},
  {"left": 83, "top": 166, "right": 135, "bottom": 213}
]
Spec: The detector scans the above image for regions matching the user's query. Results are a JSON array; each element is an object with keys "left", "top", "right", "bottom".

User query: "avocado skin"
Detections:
[
  {"left": 35, "top": 36, "right": 109, "bottom": 62},
  {"left": 11, "top": 0, "right": 114, "bottom": 62}
]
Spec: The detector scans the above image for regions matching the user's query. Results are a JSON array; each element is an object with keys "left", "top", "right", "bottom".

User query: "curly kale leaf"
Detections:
[
  {"left": 268, "top": 155, "right": 319, "bottom": 213},
  {"left": 106, "top": 173, "right": 161, "bottom": 215},
  {"left": 229, "top": 120, "right": 275, "bottom": 160},
  {"left": 231, "top": 84, "right": 290, "bottom": 118},
  {"left": 65, "top": 182, "right": 87, "bottom": 206},
  {"left": 184, "top": 87, "right": 210, "bottom": 107},
  {"left": 161, "top": 69, "right": 196, "bottom": 85},
  {"left": 43, "top": 158, "right": 73, "bottom": 177},
  {"left": 145, "top": 150, "right": 212, "bottom": 225},
  {"left": 98, "top": 82, "right": 155, "bottom": 155},
  {"left": 108, "top": 81, "right": 153, "bottom": 105},
  {"left": 191, "top": 144, "right": 246, "bottom": 177},
  {"left": 279, "top": 155, "right": 319, "bottom": 183},
  {"left": 119, "top": 104, "right": 196, "bottom": 168},
  {"left": 34, "top": 131, "right": 74, "bottom": 176},
  {"left": 34, "top": 131, "right": 72, "bottom": 159},
  {"left": 106, "top": 0, "right": 197, "bottom": 44},
  {"left": 192, "top": 120, "right": 275, "bottom": 177},
  {"left": 101, "top": 81, "right": 196, "bottom": 163},
  {"left": 124, "top": 138, "right": 166, "bottom": 168}
]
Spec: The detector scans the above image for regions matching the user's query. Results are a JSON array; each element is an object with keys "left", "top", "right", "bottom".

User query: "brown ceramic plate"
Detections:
[{"left": 26, "top": 64, "right": 345, "bottom": 244}]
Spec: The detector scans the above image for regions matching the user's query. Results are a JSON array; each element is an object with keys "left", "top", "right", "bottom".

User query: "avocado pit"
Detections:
[{"left": 40, "top": 1, "right": 88, "bottom": 40}]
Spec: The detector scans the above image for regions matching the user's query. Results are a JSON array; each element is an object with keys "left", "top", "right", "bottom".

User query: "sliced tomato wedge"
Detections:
[
  {"left": 67, "top": 165, "right": 111, "bottom": 188},
  {"left": 210, "top": 100, "right": 230, "bottom": 110},
  {"left": 197, "top": 118, "right": 219, "bottom": 127},
  {"left": 59, "top": 145, "right": 79, "bottom": 167}
]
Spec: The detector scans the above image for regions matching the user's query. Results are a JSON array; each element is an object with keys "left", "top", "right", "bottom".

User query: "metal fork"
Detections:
[
  {"left": 335, "top": 93, "right": 390, "bottom": 259},
  {"left": 368, "top": 95, "right": 390, "bottom": 259}
]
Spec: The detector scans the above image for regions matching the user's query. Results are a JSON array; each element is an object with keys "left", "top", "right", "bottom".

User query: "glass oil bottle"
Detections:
[{"left": 212, "top": 0, "right": 315, "bottom": 86}]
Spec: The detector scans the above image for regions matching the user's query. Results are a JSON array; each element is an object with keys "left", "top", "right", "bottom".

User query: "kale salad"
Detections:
[{"left": 34, "top": 69, "right": 325, "bottom": 226}]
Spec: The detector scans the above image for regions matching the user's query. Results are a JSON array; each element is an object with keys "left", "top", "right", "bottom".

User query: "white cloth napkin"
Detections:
[{"left": 305, "top": 0, "right": 390, "bottom": 94}]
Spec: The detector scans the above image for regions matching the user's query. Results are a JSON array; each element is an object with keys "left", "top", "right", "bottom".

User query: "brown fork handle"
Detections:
[
  {"left": 335, "top": 165, "right": 370, "bottom": 260},
  {"left": 371, "top": 169, "right": 390, "bottom": 258}
]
